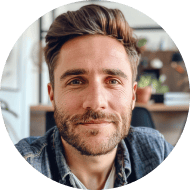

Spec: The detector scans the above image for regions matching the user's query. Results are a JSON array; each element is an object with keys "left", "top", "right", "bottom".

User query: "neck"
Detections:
[{"left": 61, "top": 137, "right": 117, "bottom": 190}]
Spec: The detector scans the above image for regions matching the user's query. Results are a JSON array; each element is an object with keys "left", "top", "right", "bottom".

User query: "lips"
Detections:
[{"left": 79, "top": 120, "right": 111, "bottom": 125}]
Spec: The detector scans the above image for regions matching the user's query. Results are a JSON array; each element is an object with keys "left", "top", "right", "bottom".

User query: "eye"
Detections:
[
  {"left": 109, "top": 79, "right": 119, "bottom": 84},
  {"left": 106, "top": 78, "right": 120, "bottom": 85},
  {"left": 67, "top": 78, "right": 84, "bottom": 85}
]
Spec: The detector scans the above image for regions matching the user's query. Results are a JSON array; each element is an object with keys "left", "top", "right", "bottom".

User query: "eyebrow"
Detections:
[
  {"left": 60, "top": 69, "right": 88, "bottom": 81},
  {"left": 60, "top": 68, "right": 128, "bottom": 81},
  {"left": 103, "top": 69, "right": 128, "bottom": 79}
]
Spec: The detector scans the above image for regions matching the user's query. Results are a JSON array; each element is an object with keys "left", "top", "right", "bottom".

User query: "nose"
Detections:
[{"left": 83, "top": 81, "right": 108, "bottom": 111}]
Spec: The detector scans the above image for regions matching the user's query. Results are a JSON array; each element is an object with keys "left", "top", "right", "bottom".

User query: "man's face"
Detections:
[{"left": 48, "top": 35, "right": 137, "bottom": 156}]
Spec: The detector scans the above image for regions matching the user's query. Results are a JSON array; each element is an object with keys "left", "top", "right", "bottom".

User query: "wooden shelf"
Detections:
[
  {"left": 30, "top": 105, "right": 54, "bottom": 112},
  {"left": 30, "top": 103, "right": 189, "bottom": 112},
  {"left": 135, "top": 103, "right": 189, "bottom": 112}
]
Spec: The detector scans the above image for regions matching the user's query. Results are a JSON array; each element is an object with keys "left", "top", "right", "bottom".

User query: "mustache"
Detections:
[{"left": 67, "top": 109, "right": 121, "bottom": 125}]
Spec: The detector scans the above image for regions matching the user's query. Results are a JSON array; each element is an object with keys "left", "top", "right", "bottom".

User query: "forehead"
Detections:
[{"left": 55, "top": 35, "right": 132, "bottom": 76}]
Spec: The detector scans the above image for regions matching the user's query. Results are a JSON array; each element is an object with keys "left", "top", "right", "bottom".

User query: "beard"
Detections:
[{"left": 54, "top": 105, "right": 132, "bottom": 156}]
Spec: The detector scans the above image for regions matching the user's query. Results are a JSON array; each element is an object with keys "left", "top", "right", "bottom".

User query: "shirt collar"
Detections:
[
  {"left": 114, "top": 139, "right": 131, "bottom": 187},
  {"left": 52, "top": 127, "right": 71, "bottom": 182}
]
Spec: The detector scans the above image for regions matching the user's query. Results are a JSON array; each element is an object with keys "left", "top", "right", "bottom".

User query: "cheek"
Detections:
[
  {"left": 109, "top": 89, "right": 133, "bottom": 113},
  {"left": 55, "top": 90, "right": 83, "bottom": 111},
  {"left": 110, "top": 88, "right": 132, "bottom": 104}
]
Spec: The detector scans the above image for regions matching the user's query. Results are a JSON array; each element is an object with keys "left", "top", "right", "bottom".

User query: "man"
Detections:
[{"left": 16, "top": 4, "right": 173, "bottom": 189}]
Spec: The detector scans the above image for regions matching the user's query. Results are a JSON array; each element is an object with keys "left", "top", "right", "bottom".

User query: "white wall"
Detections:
[
  {"left": 0, "top": 1, "right": 177, "bottom": 144},
  {"left": 0, "top": 20, "right": 39, "bottom": 144}
]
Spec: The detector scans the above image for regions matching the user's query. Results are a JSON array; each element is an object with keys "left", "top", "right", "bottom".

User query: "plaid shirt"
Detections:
[{"left": 15, "top": 126, "right": 173, "bottom": 188}]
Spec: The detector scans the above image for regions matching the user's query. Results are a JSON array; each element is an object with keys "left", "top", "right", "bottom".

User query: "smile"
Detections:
[
  {"left": 78, "top": 120, "right": 112, "bottom": 126},
  {"left": 79, "top": 120, "right": 112, "bottom": 125}
]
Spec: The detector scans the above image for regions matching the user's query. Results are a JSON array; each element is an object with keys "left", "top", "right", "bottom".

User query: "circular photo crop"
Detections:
[{"left": 0, "top": 1, "right": 189, "bottom": 190}]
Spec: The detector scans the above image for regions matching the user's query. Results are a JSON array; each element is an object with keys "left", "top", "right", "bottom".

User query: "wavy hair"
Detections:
[{"left": 44, "top": 4, "right": 141, "bottom": 88}]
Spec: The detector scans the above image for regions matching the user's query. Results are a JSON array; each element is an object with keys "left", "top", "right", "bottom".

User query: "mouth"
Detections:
[{"left": 78, "top": 120, "right": 112, "bottom": 125}]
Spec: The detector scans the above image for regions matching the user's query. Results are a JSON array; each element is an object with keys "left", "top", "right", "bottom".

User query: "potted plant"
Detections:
[
  {"left": 136, "top": 75, "right": 169, "bottom": 104},
  {"left": 151, "top": 75, "right": 169, "bottom": 103},
  {"left": 137, "top": 38, "right": 147, "bottom": 52},
  {"left": 136, "top": 75, "right": 152, "bottom": 104}
]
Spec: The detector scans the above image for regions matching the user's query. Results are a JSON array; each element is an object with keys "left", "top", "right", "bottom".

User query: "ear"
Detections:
[
  {"left": 132, "top": 81, "right": 137, "bottom": 110},
  {"left": 48, "top": 83, "right": 55, "bottom": 109}
]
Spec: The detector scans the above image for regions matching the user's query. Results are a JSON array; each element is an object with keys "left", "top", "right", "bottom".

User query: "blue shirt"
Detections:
[{"left": 15, "top": 126, "right": 173, "bottom": 188}]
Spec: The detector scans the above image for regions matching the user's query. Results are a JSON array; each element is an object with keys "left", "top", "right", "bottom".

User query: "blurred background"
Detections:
[{"left": 0, "top": 0, "right": 189, "bottom": 145}]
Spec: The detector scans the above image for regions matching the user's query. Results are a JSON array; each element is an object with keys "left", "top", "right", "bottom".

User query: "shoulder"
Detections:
[
  {"left": 15, "top": 127, "right": 58, "bottom": 178},
  {"left": 127, "top": 126, "right": 164, "bottom": 142},
  {"left": 125, "top": 126, "right": 173, "bottom": 159},
  {"left": 123, "top": 126, "right": 173, "bottom": 180},
  {"left": 15, "top": 127, "right": 55, "bottom": 160}
]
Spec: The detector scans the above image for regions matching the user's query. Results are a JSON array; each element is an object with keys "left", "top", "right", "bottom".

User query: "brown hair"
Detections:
[{"left": 44, "top": 4, "right": 141, "bottom": 89}]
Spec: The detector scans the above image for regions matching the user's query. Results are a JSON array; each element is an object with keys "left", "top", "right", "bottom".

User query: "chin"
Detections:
[
  {"left": 64, "top": 131, "right": 122, "bottom": 156},
  {"left": 76, "top": 141, "right": 118, "bottom": 156}
]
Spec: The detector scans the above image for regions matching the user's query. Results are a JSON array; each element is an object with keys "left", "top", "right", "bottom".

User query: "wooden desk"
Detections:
[
  {"left": 31, "top": 105, "right": 54, "bottom": 112},
  {"left": 135, "top": 103, "right": 189, "bottom": 112}
]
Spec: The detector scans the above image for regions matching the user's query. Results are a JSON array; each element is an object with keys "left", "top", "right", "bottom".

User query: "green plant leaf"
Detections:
[{"left": 137, "top": 38, "right": 147, "bottom": 47}]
